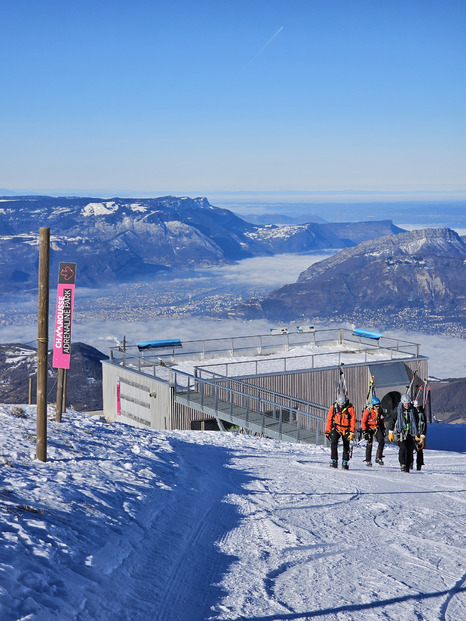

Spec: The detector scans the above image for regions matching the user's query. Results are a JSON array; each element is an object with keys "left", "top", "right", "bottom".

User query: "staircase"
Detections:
[{"left": 171, "top": 369, "right": 327, "bottom": 445}]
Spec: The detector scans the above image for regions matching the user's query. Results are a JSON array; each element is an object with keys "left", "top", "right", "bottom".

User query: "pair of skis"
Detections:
[
  {"left": 415, "top": 380, "right": 432, "bottom": 424},
  {"left": 352, "top": 372, "right": 379, "bottom": 460},
  {"left": 408, "top": 368, "right": 432, "bottom": 425},
  {"left": 337, "top": 364, "right": 356, "bottom": 460},
  {"left": 352, "top": 373, "right": 377, "bottom": 458}
]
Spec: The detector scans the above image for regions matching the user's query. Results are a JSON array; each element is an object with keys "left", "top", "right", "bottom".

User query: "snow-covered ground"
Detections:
[{"left": 0, "top": 405, "right": 465, "bottom": 621}]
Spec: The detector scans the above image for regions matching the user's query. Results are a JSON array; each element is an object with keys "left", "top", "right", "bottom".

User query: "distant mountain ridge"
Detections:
[
  {"left": 319, "top": 220, "right": 404, "bottom": 245},
  {"left": 236, "top": 227, "right": 466, "bottom": 336},
  {"left": 241, "top": 213, "right": 327, "bottom": 225},
  {"left": 240, "top": 214, "right": 405, "bottom": 244},
  {"left": 429, "top": 377, "right": 466, "bottom": 424},
  {"left": 0, "top": 195, "right": 404, "bottom": 293}
]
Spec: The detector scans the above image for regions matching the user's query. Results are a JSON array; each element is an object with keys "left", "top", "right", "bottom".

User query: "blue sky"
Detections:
[{"left": 1, "top": 0, "right": 465, "bottom": 197}]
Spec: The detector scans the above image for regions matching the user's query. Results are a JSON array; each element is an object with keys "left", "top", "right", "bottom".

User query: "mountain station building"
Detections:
[{"left": 101, "top": 327, "right": 428, "bottom": 445}]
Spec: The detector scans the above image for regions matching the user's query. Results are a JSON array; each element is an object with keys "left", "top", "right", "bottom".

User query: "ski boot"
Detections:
[
  {"left": 342, "top": 460, "right": 349, "bottom": 470},
  {"left": 376, "top": 458, "right": 384, "bottom": 466},
  {"left": 366, "top": 461, "right": 372, "bottom": 467},
  {"left": 330, "top": 459, "right": 338, "bottom": 468}
]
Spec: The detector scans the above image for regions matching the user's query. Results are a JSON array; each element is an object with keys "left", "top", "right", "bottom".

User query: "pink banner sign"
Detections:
[{"left": 52, "top": 262, "right": 77, "bottom": 369}]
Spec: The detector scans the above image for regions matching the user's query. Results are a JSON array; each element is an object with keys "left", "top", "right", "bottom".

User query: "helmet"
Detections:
[
  {"left": 337, "top": 393, "right": 347, "bottom": 406},
  {"left": 371, "top": 397, "right": 380, "bottom": 406},
  {"left": 401, "top": 394, "right": 410, "bottom": 404},
  {"left": 413, "top": 400, "right": 419, "bottom": 407}
]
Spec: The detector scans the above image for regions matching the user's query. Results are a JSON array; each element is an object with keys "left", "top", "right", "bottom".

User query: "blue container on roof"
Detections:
[
  {"left": 352, "top": 329, "right": 382, "bottom": 340},
  {"left": 137, "top": 339, "right": 182, "bottom": 350}
]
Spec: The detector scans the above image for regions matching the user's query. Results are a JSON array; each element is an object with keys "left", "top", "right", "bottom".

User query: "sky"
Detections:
[
  {"left": 0, "top": 405, "right": 465, "bottom": 620},
  {"left": 1, "top": 0, "right": 466, "bottom": 198}
]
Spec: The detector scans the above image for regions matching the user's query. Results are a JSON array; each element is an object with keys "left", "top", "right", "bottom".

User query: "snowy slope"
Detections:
[{"left": 0, "top": 405, "right": 465, "bottom": 621}]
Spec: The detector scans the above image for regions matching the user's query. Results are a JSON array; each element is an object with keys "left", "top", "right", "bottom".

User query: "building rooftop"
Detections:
[{"left": 109, "top": 327, "right": 423, "bottom": 383}]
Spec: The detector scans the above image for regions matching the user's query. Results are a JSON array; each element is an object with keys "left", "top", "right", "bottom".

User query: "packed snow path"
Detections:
[{"left": 0, "top": 406, "right": 465, "bottom": 620}]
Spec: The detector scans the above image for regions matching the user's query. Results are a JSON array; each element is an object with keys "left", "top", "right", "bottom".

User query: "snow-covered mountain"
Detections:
[
  {"left": 243, "top": 221, "right": 343, "bottom": 253},
  {"left": 0, "top": 404, "right": 464, "bottom": 620},
  {"left": 237, "top": 228, "right": 466, "bottom": 335},
  {"left": 0, "top": 195, "right": 401, "bottom": 293},
  {"left": 0, "top": 196, "right": 255, "bottom": 291}
]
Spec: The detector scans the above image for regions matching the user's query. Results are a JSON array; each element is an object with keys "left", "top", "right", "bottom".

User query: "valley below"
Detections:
[{"left": 0, "top": 253, "right": 464, "bottom": 382}]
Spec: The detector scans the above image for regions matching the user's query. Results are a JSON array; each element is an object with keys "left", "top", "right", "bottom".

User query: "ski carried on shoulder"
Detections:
[{"left": 338, "top": 363, "right": 356, "bottom": 462}]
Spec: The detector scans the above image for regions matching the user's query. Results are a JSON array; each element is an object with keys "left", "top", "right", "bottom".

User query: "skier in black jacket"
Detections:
[
  {"left": 389, "top": 394, "right": 418, "bottom": 473},
  {"left": 413, "top": 399, "right": 427, "bottom": 470}
]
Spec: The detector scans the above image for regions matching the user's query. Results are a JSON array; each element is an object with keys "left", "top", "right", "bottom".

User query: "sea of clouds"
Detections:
[{"left": 0, "top": 252, "right": 464, "bottom": 379}]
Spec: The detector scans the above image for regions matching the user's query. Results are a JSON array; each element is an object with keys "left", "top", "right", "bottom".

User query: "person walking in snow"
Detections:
[
  {"left": 389, "top": 393, "right": 418, "bottom": 473},
  {"left": 326, "top": 393, "right": 356, "bottom": 470},
  {"left": 412, "top": 399, "right": 427, "bottom": 471},
  {"left": 361, "top": 397, "right": 385, "bottom": 466}
]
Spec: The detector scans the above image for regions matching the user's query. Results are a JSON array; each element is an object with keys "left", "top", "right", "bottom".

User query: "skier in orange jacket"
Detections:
[
  {"left": 361, "top": 397, "right": 385, "bottom": 467},
  {"left": 326, "top": 393, "right": 356, "bottom": 470}
]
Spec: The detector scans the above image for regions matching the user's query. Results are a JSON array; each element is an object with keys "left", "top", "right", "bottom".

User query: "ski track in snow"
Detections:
[
  {"left": 0, "top": 406, "right": 465, "bottom": 620},
  {"left": 114, "top": 440, "right": 248, "bottom": 621},
  {"left": 211, "top": 448, "right": 466, "bottom": 621}
]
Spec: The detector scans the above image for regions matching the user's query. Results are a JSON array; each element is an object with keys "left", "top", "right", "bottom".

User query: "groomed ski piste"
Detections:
[{"left": 0, "top": 405, "right": 465, "bottom": 621}]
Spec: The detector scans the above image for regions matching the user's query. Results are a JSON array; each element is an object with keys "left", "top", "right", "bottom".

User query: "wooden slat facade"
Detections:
[{"left": 230, "top": 359, "right": 427, "bottom": 424}]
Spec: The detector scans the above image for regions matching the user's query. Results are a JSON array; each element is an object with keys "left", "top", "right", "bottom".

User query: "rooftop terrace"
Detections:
[{"left": 109, "top": 327, "right": 423, "bottom": 382}]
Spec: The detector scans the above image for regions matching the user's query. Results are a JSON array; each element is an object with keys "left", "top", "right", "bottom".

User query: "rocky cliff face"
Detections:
[{"left": 237, "top": 228, "right": 466, "bottom": 335}]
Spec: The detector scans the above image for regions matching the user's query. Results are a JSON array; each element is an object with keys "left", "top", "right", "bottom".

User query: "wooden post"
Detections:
[
  {"left": 56, "top": 367, "right": 64, "bottom": 422},
  {"left": 37, "top": 227, "right": 50, "bottom": 462},
  {"left": 28, "top": 377, "right": 33, "bottom": 404}
]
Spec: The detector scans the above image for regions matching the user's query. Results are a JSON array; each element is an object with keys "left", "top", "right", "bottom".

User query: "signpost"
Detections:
[{"left": 53, "top": 262, "right": 76, "bottom": 422}]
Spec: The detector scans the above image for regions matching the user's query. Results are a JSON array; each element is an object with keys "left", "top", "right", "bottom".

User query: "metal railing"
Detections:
[
  {"left": 109, "top": 328, "right": 421, "bottom": 375},
  {"left": 194, "top": 345, "right": 410, "bottom": 378},
  {"left": 170, "top": 367, "right": 328, "bottom": 444}
]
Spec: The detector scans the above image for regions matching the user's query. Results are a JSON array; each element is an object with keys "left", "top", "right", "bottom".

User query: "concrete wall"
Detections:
[{"left": 102, "top": 361, "right": 172, "bottom": 429}]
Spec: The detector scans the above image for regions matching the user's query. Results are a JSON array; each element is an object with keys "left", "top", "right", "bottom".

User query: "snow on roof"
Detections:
[
  {"left": 122, "top": 339, "right": 412, "bottom": 387},
  {"left": 171, "top": 341, "right": 407, "bottom": 378}
]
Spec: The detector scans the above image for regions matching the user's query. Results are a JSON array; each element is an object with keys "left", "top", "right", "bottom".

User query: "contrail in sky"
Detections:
[{"left": 251, "top": 26, "right": 284, "bottom": 61}]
